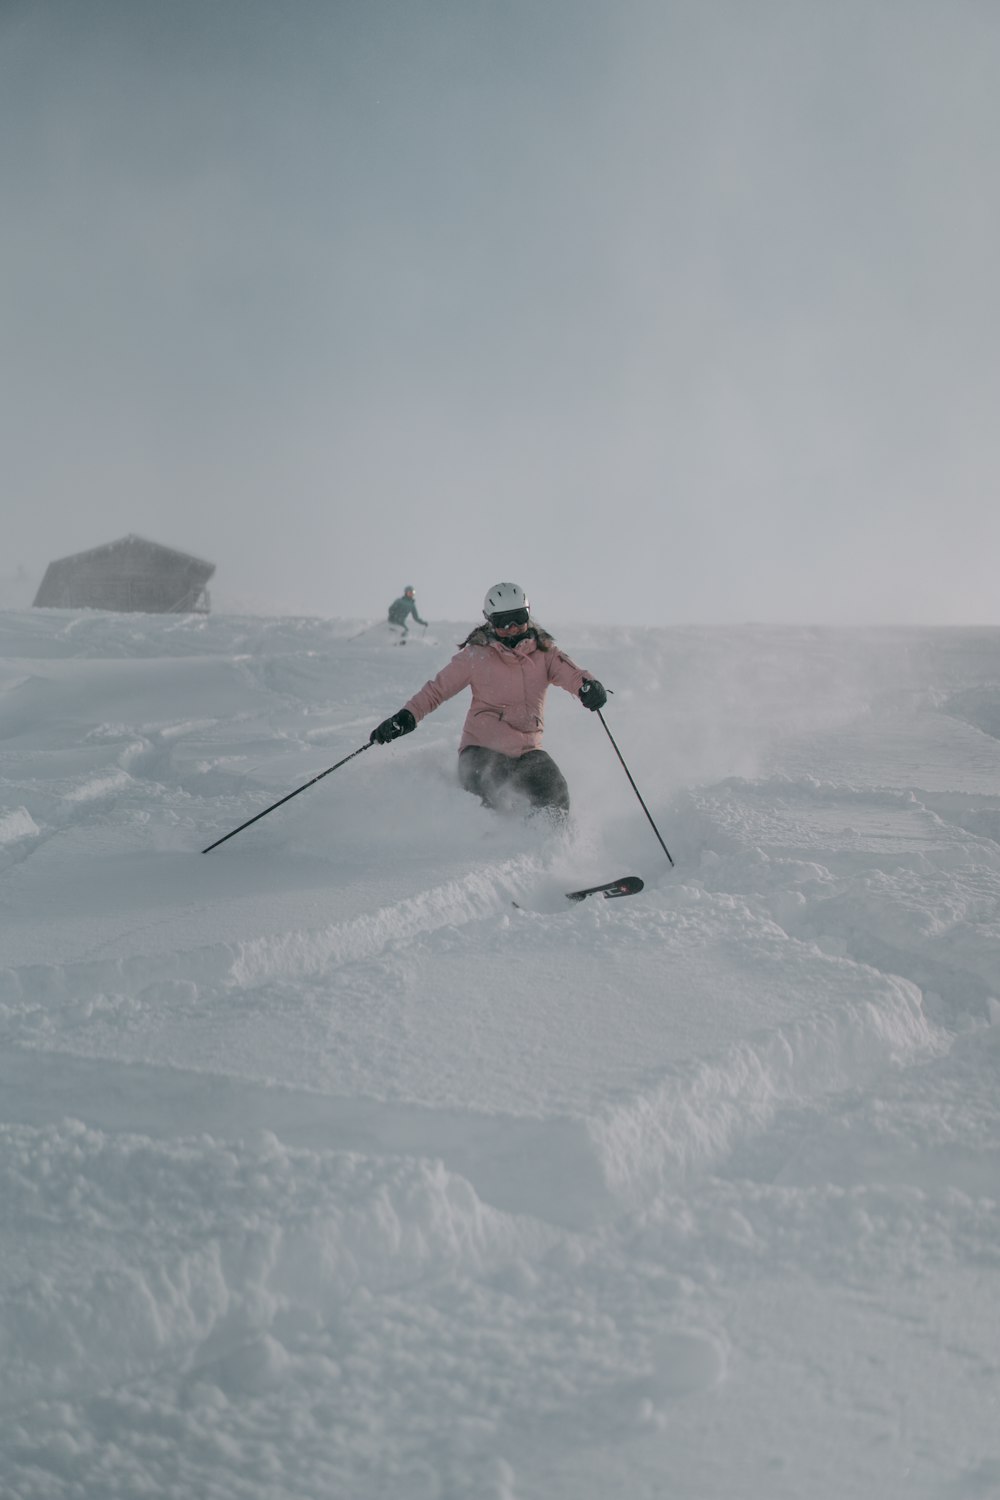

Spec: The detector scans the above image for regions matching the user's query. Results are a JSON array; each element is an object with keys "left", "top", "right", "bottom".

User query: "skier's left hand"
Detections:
[{"left": 578, "top": 679, "right": 607, "bottom": 711}]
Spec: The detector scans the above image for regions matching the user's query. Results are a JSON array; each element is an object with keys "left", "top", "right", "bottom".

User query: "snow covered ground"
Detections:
[{"left": 1, "top": 607, "right": 999, "bottom": 1500}]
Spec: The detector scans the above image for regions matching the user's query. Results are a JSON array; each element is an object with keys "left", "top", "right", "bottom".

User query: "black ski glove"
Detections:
[
  {"left": 370, "top": 708, "right": 416, "bottom": 744},
  {"left": 578, "top": 679, "right": 607, "bottom": 711}
]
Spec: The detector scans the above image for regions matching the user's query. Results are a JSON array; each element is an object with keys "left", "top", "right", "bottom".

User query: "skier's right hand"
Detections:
[{"left": 370, "top": 709, "right": 416, "bottom": 744}]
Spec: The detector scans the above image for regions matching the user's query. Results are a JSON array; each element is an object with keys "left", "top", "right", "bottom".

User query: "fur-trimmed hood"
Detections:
[{"left": 458, "top": 622, "right": 554, "bottom": 651}]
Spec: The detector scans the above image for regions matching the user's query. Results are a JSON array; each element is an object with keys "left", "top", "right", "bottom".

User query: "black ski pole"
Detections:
[
  {"left": 202, "top": 741, "right": 373, "bottom": 853},
  {"left": 596, "top": 709, "right": 674, "bottom": 867}
]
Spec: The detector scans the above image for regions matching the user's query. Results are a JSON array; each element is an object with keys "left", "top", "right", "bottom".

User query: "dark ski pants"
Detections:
[{"left": 458, "top": 746, "right": 570, "bottom": 815}]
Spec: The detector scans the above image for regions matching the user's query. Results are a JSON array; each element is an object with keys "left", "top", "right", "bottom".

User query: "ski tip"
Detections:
[{"left": 565, "top": 875, "right": 644, "bottom": 902}]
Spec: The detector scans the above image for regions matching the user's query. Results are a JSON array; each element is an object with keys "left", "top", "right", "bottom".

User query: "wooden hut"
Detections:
[{"left": 33, "top": 535, "right": 215, "bottom": 614}]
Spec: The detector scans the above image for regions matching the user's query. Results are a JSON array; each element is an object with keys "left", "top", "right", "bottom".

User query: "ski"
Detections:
[{"left": 565, "top": 875, "right": 644, "bottom": 902}]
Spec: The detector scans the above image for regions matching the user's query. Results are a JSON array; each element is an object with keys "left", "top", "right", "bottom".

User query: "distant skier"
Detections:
[
  {"left": 387, "top": 586, "right": 427, "bottom": 641},
  {"left": 369, "top": 581, "right": 607, "bottom": 816}
]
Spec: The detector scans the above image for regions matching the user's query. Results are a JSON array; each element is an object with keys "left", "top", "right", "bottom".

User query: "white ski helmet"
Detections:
[{"left": 483, "top": 581, "right": 529, "bottom": 619}]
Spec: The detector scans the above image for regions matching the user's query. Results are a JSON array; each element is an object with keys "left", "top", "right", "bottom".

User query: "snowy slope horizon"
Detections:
[
  {"left": 2, "top": 606, "right": 999, "bottom": 1499},
  {"left": 7, "top": 562, "right": 1000, "bottom": 627}
]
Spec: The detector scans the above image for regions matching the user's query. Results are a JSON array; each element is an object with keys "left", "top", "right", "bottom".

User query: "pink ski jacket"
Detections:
[{"left": 404, "top": 630, "right": 595, "bottom": 757}]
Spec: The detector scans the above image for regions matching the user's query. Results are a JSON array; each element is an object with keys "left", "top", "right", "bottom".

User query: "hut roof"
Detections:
[{"left": 33, "top": 534, "right": 216, "bottom": 613}]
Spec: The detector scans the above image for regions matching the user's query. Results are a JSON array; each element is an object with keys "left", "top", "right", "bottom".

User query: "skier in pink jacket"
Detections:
[{"left": 369, "top": 582, "right": 607, "bottom": 815}]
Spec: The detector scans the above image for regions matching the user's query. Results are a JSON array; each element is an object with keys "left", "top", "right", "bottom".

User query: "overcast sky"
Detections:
[{"left": 3, "top": 0, "right": 999, "bottom": 625}]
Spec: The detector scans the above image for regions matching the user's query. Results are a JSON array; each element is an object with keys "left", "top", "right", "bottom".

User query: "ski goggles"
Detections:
[{"left": 490, "top": 608, "right": 530, "bottom": 631}]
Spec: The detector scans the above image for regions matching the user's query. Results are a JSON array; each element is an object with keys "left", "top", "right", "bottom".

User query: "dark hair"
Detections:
[{"left": 457, "top": 620, "right": 553, "bottom": 651}]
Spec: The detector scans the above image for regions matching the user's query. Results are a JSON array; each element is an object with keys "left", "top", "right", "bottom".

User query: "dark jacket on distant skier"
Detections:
[{"left": 388, "top": 591, "right": 427, "bottom": 628}]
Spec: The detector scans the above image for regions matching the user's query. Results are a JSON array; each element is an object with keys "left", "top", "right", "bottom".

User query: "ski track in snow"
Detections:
[{"left": 1, "top": 612, "right": 1000, "bottom": 1499}]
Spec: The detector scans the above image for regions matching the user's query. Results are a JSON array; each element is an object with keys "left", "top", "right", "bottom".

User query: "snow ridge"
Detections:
[{"left": 589, "top": 969, "right": 938, "bottom": 1199}]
